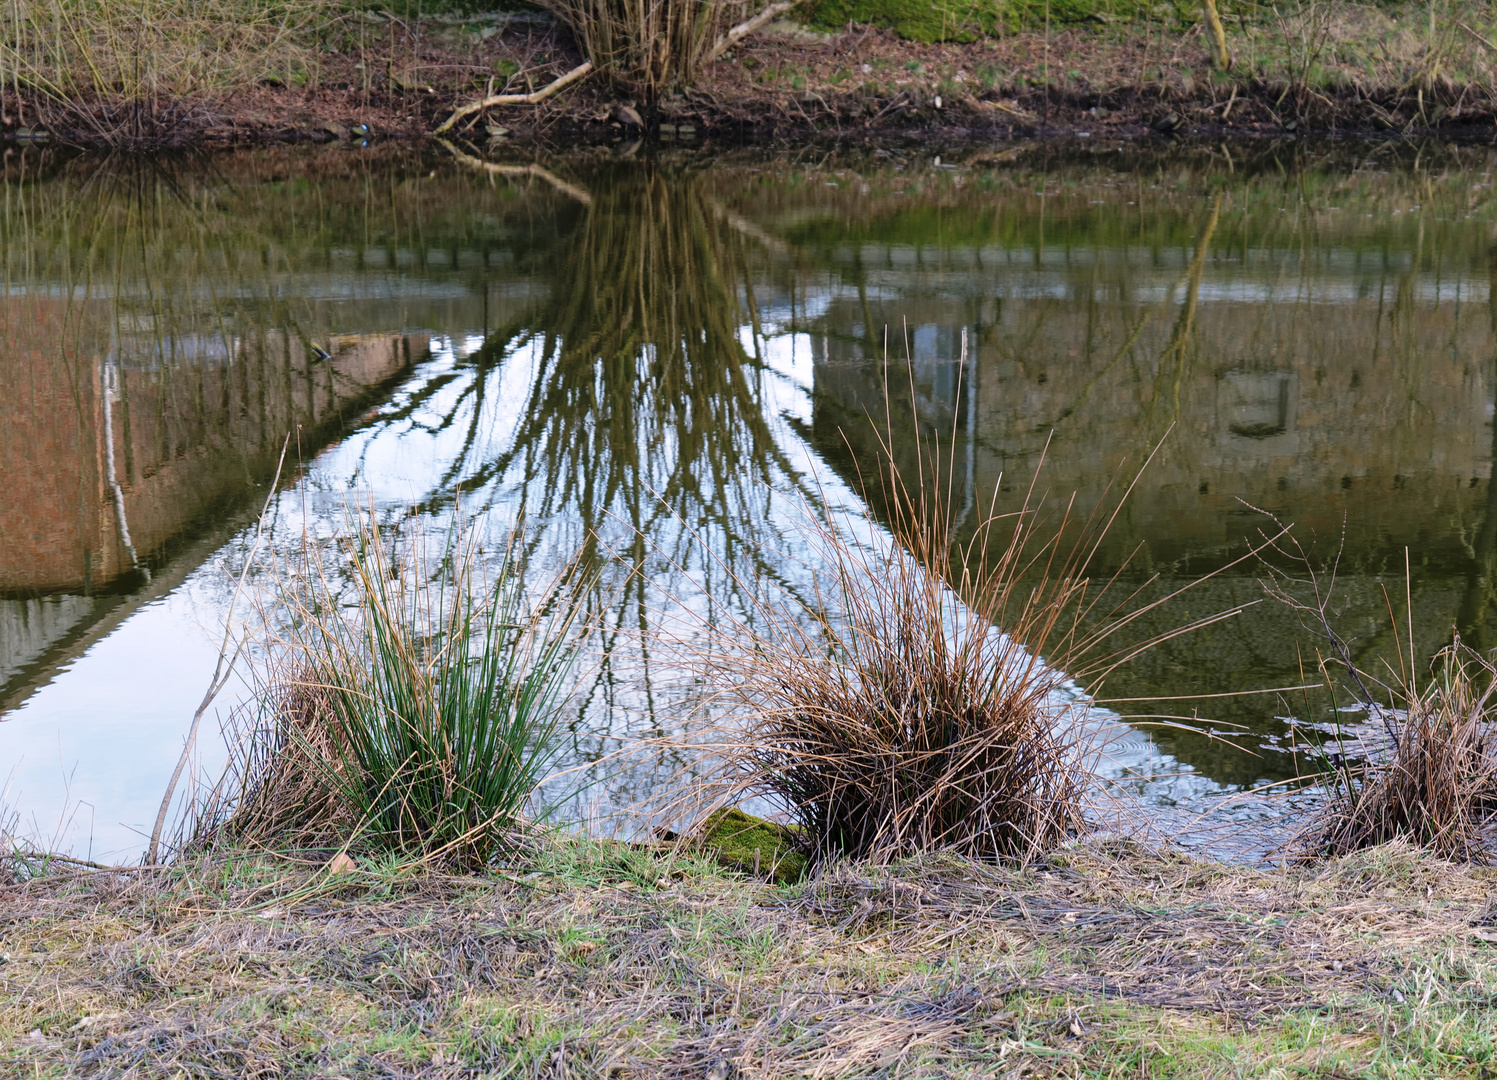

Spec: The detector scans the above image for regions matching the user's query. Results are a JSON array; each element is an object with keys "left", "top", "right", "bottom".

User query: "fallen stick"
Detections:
[
  {"left": 434, "top": 60, "right": 594, "bottom": 134},
  {"left": 707, "top": 0, "right": 797, "bottom": 62}
]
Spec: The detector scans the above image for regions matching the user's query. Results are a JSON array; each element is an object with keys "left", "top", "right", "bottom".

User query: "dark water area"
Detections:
[{"left": 2, "top": 138, "right": 1494, "bottom": 859}]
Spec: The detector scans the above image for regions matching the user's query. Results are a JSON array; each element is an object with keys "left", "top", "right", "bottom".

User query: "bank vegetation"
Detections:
[{"left": 1, "top": 0, "right": 1494, "bottom": 146}]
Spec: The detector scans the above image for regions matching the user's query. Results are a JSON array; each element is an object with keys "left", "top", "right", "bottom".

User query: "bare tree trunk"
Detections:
[{"left": 1203, "top": 0, "right": 1232, "bottom": 71}]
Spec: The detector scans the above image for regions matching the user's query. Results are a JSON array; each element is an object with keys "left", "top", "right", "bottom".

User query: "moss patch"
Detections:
[
  {"left": 806, "top": 0, "right": 1188, "bottom": 43},
  {"left": 699, "top": 808, "right": 808, "bottom": 884}
]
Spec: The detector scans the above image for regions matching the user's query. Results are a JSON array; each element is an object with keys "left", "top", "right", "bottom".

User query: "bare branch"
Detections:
[
  {"left": 707, "top": 1, "right": 797, "bottom": 62},
  {"left": 434, "top": 60, "right": 594, "bottom": 135}
]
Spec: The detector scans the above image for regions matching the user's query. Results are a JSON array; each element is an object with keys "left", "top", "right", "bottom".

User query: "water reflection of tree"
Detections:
[
  {"left": 1455, "top": 246, "right": 1497, "bottom": 653},
  {"left": 400, "top": 161, "right": 813, "bottom": 809}
]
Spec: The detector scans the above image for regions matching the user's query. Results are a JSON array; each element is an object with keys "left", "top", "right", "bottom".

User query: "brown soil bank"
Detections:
[{"left": 2, "top": 7, "right": 1494, "bottom": 149}]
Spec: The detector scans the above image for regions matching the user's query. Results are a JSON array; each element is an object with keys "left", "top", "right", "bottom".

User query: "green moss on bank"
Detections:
[
  {"left": 699, "top": 807, "right": 808, "bottom": 883},
  {"left": 806, "top": 0, "right": 1190, "bottom": 42}
]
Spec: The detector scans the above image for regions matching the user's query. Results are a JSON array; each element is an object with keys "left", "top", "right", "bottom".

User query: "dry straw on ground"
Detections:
[{"left": 3, "top": 836, "right": 1496, "bottom": 1078}]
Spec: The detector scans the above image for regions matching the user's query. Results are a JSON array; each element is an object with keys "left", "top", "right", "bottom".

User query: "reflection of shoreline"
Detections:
[
  {"left": 0, "top": 331, "right": 423, "bottom": 714},
  {"left": 790, "top": 219, "right": 1495, "bottom": 791}
]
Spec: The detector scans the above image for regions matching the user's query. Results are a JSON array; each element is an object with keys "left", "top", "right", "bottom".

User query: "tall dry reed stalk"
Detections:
[{"left": 198, "top": 508, "right": 590, "bottom": 870}]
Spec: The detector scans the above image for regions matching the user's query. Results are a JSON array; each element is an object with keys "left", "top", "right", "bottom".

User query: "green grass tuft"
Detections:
[{"left": 202, "top": 508, "right": 590, "bottom": 871}]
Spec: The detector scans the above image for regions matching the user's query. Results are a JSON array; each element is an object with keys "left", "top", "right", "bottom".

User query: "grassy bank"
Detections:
[
  {"left": 3, "top": 836, "right": 1497, "bottom": 1078},
  {"left": 2, "top": 0, "right": 1495, "bottom": 146}
]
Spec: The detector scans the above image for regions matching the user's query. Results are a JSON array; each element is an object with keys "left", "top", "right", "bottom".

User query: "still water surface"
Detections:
[{"left": 3, "top": 139, "right": 1494, "bottom": 860}]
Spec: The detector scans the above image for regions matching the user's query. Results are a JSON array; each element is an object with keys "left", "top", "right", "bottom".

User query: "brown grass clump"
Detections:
[
  {"left": 1257, "top": 524, "right": 1497, "bottom": 861},
  {"left": 699, "top": 411, "right": 1233, "bottom": 868},
  {"left": 1306, "top": 643, "right": 1497, "bottom": 861}
]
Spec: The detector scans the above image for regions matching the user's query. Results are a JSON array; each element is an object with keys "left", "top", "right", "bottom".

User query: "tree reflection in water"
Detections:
[{"left": 379, "top": 161, "right": 823, "bottom": 820}]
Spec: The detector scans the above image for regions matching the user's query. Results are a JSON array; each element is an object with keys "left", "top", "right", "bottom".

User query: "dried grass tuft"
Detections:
[
  {"left": 697, "top": 406, "right": 1223, "bottom": 867},
  {"left": 1257, "top": 522, "right": 1497, "bottom": 861},
  {"left": 1306, "top": 643, "right": 1497, "bottom": 861}
]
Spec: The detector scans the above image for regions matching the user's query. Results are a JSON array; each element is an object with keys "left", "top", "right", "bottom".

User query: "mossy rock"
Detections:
[{"left": 698, "top": 809, "right": 808, "bottom": 885}]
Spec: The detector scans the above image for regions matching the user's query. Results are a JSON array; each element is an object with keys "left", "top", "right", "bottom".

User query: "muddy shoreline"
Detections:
[{"left": 3, "top": 17, "right": 1493, "bottom": 151}]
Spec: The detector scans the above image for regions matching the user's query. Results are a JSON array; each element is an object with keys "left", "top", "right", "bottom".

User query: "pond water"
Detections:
[{"left": 2, "top": 138, "right": 1494, "bottom": 862}]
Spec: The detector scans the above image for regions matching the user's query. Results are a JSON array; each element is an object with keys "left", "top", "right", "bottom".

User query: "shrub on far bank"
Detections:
[{"left": 0, "top": 0, "right": 338, "bottom": 141}]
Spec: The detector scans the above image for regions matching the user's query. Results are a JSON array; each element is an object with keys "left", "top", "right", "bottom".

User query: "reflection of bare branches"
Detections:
[
  {"left": 421, "top": 165, "right": 803, "bottom": 533},
  {"left": 437, "top": 139, "right": 595, "bottom": 206},
  {"left": 1149, "top": 190, "right": 1223, "bottom": 432},
  {"left": 376, "top": 163, "right": 822, "bottom": 807}
]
